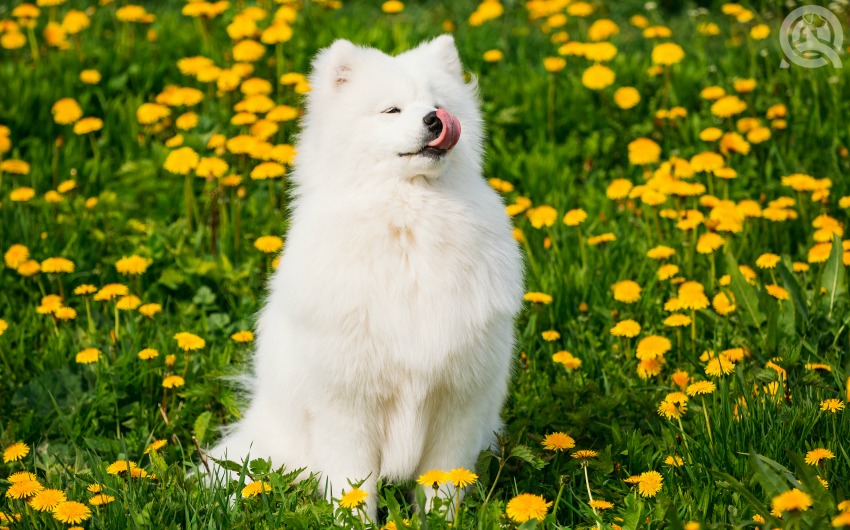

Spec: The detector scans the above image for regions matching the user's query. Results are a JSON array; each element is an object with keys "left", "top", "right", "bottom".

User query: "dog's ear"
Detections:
[
  {"left": 312, "top": 39, "right": 358, "bottom": 89},
  {"left": 419, "top": 35, "right": 463, "bottom": 78}
]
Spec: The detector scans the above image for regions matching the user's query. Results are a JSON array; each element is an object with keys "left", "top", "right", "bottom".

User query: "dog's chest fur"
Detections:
[{"left": 273, "top": 176, "right": 522, "bottom": 392}]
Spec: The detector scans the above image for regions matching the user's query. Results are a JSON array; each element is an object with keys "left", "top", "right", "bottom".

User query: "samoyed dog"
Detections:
[{"left": 208, "top": 35, "right": 523, "bottom": 519}]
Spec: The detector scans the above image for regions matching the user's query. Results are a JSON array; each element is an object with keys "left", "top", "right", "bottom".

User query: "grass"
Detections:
[{"left": 0, "top": 0, "right": 849, "bottom": 528}]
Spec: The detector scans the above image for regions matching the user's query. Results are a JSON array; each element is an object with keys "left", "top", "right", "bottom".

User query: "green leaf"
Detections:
[
  {"left": 662, "top": 502, "right": 686, "bottom": 530},
  {"left": 778, "top": 258, "right": 809, "bottom": 321},
  {"left": 509, "top": 444, "right": 546, "bottom": 470},
  {"left": 709, "top": 468, "right": 778, "bottom": 526},
  {"left": 621, "top": 495, "right": 644, "bottom": 530},
  {"left": 193, "top": 411, "right": 212, "bottom": 445},
  {"left": 820, "top": 233, "right": 847, "bottom": 318},
  {"left": 725, "top": 253, "right": 765, "bottom": 328}
]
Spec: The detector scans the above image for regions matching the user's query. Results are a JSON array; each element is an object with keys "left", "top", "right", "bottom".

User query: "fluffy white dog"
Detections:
[{"left": 209, "top": 35, "right": 523, "bottom": 520}]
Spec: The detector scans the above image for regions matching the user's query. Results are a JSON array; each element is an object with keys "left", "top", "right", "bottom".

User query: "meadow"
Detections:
[{"left": 1, "top": 0, "right": 849, "bottom": 528}]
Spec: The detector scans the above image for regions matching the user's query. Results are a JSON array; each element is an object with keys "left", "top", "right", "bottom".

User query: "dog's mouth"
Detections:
[
  {"left": 398, "top": 109, "right": 461, "bottom": 160},
  {"left": 399, "top": 145, "right": 449, "bottom": 159}
]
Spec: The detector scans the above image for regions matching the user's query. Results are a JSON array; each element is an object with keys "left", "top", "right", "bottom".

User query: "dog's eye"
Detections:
[{"left": 382, "top": 107, "right": 401, "bottom": 114}]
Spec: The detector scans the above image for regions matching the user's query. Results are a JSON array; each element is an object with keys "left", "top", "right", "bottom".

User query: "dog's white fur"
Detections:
[{"left": 208, "top": 35, "right": 523, "bottom": 519}]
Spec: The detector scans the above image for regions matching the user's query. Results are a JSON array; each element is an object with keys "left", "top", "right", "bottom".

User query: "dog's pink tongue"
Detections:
[{"left": 428, "top": 108, "right": 461, "bottom": 150}]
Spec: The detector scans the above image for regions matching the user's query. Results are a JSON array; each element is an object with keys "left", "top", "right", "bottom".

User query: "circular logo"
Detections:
[{"left": 780, "top": 5, "right": 843, "bottom": 69}]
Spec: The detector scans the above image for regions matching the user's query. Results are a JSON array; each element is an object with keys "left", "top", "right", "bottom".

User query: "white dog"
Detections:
[{"left": 209, "top": 35, "right": 523, "bottom": 520}]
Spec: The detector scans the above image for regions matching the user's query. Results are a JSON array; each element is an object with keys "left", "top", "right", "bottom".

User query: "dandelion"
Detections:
[
  {"left": 28, "top": 489, "right": 66, "bottom": 511},
  {"left": 543, "top": 57, "right": 566, "bottom": 73},
  {"left": 589, "top": 499, "right": 614, "bottom": 509},
  {"left": 765, "top": 284, "right": 790, "bottom": 301},
  {"left": 527, "top": 205, "right": 557, "bottom": 228},
  {"left": 520, "top": 314, "right": 554, "bottom": 338},
  {"left": 563, "top": 208, "right": 587, "bottom": 226},
  {"left": 482, "top": 49, "right": 504, "bottom": 62},
  {"left": 75, "top": 348, "right": 100, "bottom": 364},
  {"left": 665, "top": 455, "right": 684, "bottom": 467},
  {"left": 686, "top": 381, "right": 716, "bottom": 396},
  {"left": 3, "top": 442, "right": 30, "bottom": 463},
  {"left": 52, "top": 501, "right": 91, "bottom": 524},
  {"left": 552, "top": 351, "right": 582, "bottom": 370},
  {"left": 447, "top": 468, "right": 477, "bottom": 487},
  {"left": 254, "top": 235, "right": 284, "bottom": 253},
  {"left": 138, "top": 303, "right": 162, "bottom": 318},
  {"left": 542, "top": 432, "right": 575, "bottom": 451},
  {"left": 52, "top": 98, "right": 82, "bottom": 124},
  {"left": 174, "top": 332, "right": 205, "bottom": 351},
  {"left": 805, "top": 448, "right": 835, "bottom": 465},
  {"left": 89, "top": 494, "right": 115, "bottom": 506},
  {"left": 524, "top": 292, "right": 552, "bottom": 304},
  {"left": 231, "top": 331, "right": 254, "bottom": 343},
  {"left": 627, "top": 138, "right": 661, "bottom": 165},
  {"left": 637, "top": 471, "right": 663, "bottom": 497},
  {"left": 613, "top": 87, "right": 640, "bottom": 109},
  {"left": 581, "top": 64, "right": 615, "bottom": 91},
  {"left": 162, "top": 375, "right": 185, "bottom": 388},
  {"left": 241, "top": 481, "right": 271, "bottom": 498},
  {"left": 138, "top": 348, "right": 159, "bottom": 360},
  {"left": 417, "top": 469, "right": 449, "bottom": 488},
  {"left": 572, "top": 449, "right": 598, "bottom": 460},
  {"left": 636, "top": 336, "right": 671, "bottom": 360},
  {"left": 820, "top": 399, "right": 845, "bottom": 413},
  {"left": 338, "top": 487, "right": 368, "bottom": 508},
  {"left": 116, "top": 255, "right": 150, "bottom": 275},
  {"left": 612, "top": 280, "right": 641, "bottom": 303},
  {"left": 5, "top": 480, "right": 43, "bottom": 499},
  {"left": 94, "top": 283, "right": 129, "bottom": 301},
  {"left": 505, "top": 493, "right": 552, "bottom": 523},
  {"left": 106, "top": 460, "right": 137, "bottom": 475},
  {"left": 705, "top": 355, "right": 735, "bottom": 377},
  {"left": 610, "top": 319, "right": 640, "bottom": 337},
  {"left": 164, "top": 147, "right": 199, "bottom": 175},
  {"left": 771, "top": 489, "right": 813, "bottom": 513},
  {"left": 651, "top": 42, "right": 684, "bottom": 65}
]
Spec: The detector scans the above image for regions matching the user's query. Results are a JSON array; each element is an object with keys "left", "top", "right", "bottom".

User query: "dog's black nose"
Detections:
[{"left": 423, "top": 110, "right": 442, "bottom": 138}]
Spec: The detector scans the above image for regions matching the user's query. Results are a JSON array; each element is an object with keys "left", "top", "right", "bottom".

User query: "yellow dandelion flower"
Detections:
[
  {"left": 628, "top": 138, "right": 660, "bottom": 165},
  {"left": 6, "top": 480, "right": 43, "bottom": 499},
  {"left": 89, "top": 494, "right": 114, "bottom": 506},
  {"left": 610, "top": 319, "right": 641, "bottom": 338},
  {"left": 338, "top": 487, "right": 368, "bottom": 508},
  {"left": 29, "top": 489, "right": 66, "bottom": 511},
  {"left": 613, "top": 87, "right": 641, "bottom": 109},
  {"left": 417, "top": 469, "right": 449, "bottom": 488},
  {"left": 651, "top": 42, "right": 684, "bottom": 65},
  {"left": 552, "top": 350, "right": 582, "bottom": 370},
  {"left": 581, "top": 64, "right": 615, "bottom": 90},
  {"left": 254, "top": 235, "right": 284, "bottom": 253},
  {"left": 612, "top": 280, "right": 641, "bottom": 303},
  {"left": 4, "top": 442, "right": 30, "bottom": 463},
  {"left": 771, "top": 489, "right": 812, "bottom": 513},
  {"left": 75, "top": 348, "right": 100, "bottom": 364},
  {"left": 138, "top": 303, "right": 162, "bottom": 318},
  {"left": 138, "top": 348, "right": 159, "bottom": 360},
  {"left": 663, "top": 313, "right": 691, "bottom": 327},
  {"left": 231, "top": 330, "right": 254, "bottom": 343},
  {"left": 505, "top": 493, "right": 552, "bottom": 523},
  {"left": 664, "top": 455, "right": 684, "bottom": 467},
  {"left": 542, "top": 432, "right": 575, "bottom": 451},
  {"left": 636, "top": 336, "right": 671, "bottom": 360},
  {"left": 804, "top": 448, "right": 835, "bottom": 465},
  {"left": 162, "top": 375, "right": 185, "bottom": 388},
  {"left": 571, "top": 449, "right": 598, "bottom": 460},
  {"left": 52, "top": 98, "right": 83, "bottom": 125},
  {"left": 765, "top": 284, "right": 789, "bottom": 301},
  {"left": 541, "top": 330, "right": 560, "bottom": 341},
  {"left": 115, "top": 255, "right": 150, "bottom": 275},
  {"left": 687, "top": 381, "right": 716, "bottom": 396},
  {"left": 4, "top": 244, "right": 30, "bottom": 268},
  {"left": 705, "top": 355, "right": 735, "bottom": 377},
  {"left": 820, "top": 399, "right": 844, "bottom": 413},
  {"left": 164, "top": 147, "right": 200, "bottom": 175},
  {"left": 52, "top": 501, "right": 91, "bottom": 524},
  {"left": 7, "top": 471, "right": 37, "bottom": 483},
  {"left": 589, "top": 499, "right": 614, "bottom": 509},
  {"left": 447, "top": 468, "right": 477, "bottom": 487},
  {"left": 145, "top": 440, "right": 167, "bottom": 454},
  {"left": 483, "top": 49, "right": 503, "bottom": 62},
  {"left": 637, "top": 471, "right": 663, "bottom": 497},
  {"left": 563, "top": 208, "right": 587, "bottom": 226},
  {"left": 174, "top": 332, "right": 205, "bottom": 351}
]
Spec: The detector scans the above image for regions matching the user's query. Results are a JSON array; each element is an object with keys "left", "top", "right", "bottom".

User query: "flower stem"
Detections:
[{"left": 583, "top": 463, "right": 601, "bottom": 529}]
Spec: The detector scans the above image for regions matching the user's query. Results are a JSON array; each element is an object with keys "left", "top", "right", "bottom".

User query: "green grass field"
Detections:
[{"left": 1, "top": 0, "right": 849, "bottom": 528}]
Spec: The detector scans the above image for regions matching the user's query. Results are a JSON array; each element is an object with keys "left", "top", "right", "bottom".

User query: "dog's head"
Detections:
[{"left": 299, "top": 35, "right": 482, "bottom": 181}]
